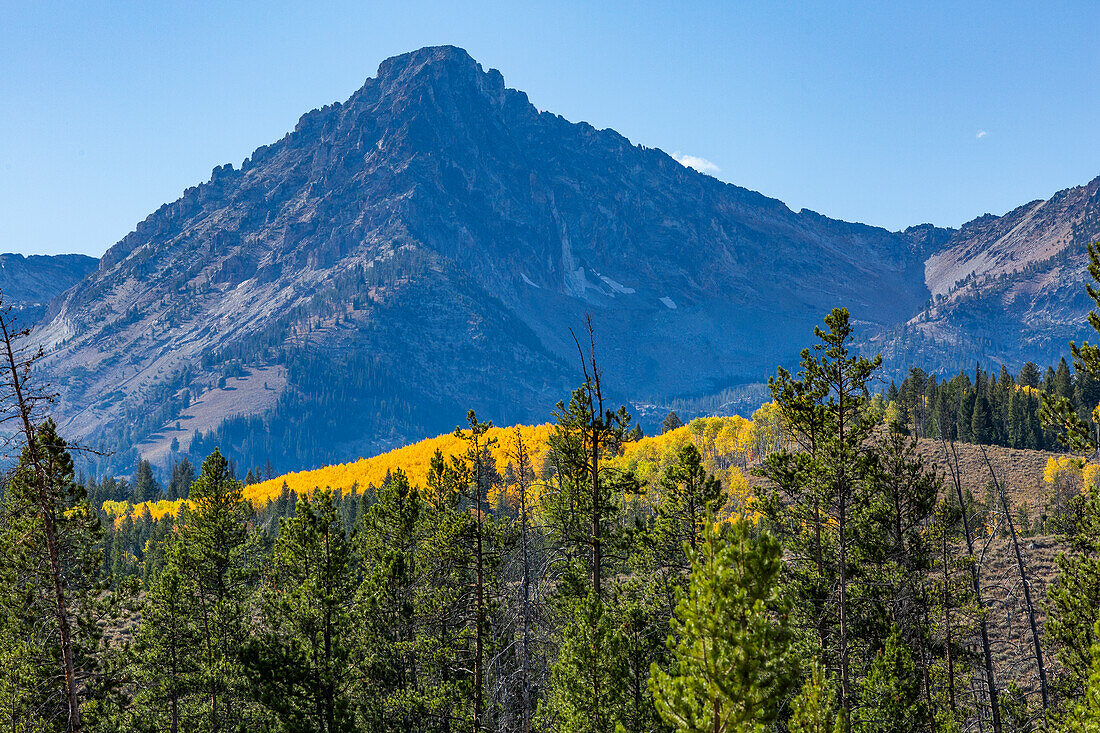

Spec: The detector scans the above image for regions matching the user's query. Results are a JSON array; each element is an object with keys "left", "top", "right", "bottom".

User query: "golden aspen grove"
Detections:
[{"left": 108, "top": 414, "right": 767, "bottom": 524}]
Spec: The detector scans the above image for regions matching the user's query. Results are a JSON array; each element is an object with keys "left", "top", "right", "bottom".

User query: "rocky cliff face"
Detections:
[{"left": 0, "top": 253, "right": 97, "bottom": 323}]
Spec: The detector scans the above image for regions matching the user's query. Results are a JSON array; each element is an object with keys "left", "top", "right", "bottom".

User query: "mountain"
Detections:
[
  {"left": 0, "top": 253, "right": 98, "bottom": 323},
  {"left": 868, "top": 177, "right": 1100, "bottom": 374},
  {"left": 28, "top": 45, "right": 1099, "bottom": 474},
  {"left": 0, "top": 253, "right": 98, "bottom": 305}
]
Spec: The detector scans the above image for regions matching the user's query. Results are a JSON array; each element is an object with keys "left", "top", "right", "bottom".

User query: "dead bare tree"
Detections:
[
  {"left": 939, "top": 511, "right": 958, "bottom": 719},
  {"left": 979, "top": 444, "right": 1049, "bottom": 714},
  {"left": 940, "top": 437, "right": 1002, "bottom": 733},
  {"left": 570, "top": 315, "right": 608, "bottom": 601}
]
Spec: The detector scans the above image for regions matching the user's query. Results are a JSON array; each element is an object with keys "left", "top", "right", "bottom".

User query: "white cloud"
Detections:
[
  {"left": 976, "top": 130, "right": 988, "bottom": 139},
  {"left": 672, "top": 151, "right": 720, "bottom": 175}
]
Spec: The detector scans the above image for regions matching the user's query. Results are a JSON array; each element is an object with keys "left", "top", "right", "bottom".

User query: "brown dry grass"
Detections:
[
  {"left": 912, "top": 438, "right": 1059, "bottom": 514},
  {"left": 749, "top": 436, "right": 1069, "bottom": 713}
]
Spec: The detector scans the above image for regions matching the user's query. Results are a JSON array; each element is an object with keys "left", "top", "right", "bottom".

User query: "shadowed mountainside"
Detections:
[{"left": 0, "top": 253, "right": 98, "bottom": 323}]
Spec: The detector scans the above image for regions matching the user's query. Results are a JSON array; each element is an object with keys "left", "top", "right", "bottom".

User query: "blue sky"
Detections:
[{"left": 2, "top": 1, "right": 1098, "bottom": 256}]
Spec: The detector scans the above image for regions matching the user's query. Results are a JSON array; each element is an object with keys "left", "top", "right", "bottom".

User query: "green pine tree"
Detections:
[
  {"left": 168, "top": 458, "right": 196, "bottom": 501},
  {"left": 540, "top": 592, "right": 628, "bottom": 733},
  {"left": 853, "top": 629, "right": 928, "bottom": 733},
  {"left": 133, "top": 459, "right": 161, "bottom": 503},
  {"left": 248, "top": 490, "right": 357, "bottom": 732},
  {"left": 649, "top": 517, "right": 797, "bottom": 733},
  {"left": 1046, "top": 482, "right": 1100, "bottom": 701},
  {"left": 788, "top": 663, "right": 843, "bottom": 733},
  {"left": 0, "top": 421, "right": 115, "bottom": 732},
  {"left": 354, "top": 468, "right": 471, "bottom": 731},
  {"left": 1061, "top": 619, "right": 1100, "bottom": 732},
  {"left": 755, "top": 308, "right": 883, "bottom": 728},
  {"left": 130, "top": 563, "right": 201, "bottom": 733},
  {"left": 133, "top": 448, "right": 260, "bottom": 732},
  {"left": 653, "top": 443, "right": 725, "bottom": 565}
]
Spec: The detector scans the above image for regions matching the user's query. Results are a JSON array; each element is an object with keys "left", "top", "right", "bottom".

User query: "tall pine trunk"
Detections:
[
  {"left": 942, "top": 526, "right": 957, "bottom": 719},
  {"left": 475, "top": 459, "right": 484, "bottom": 733},
  {"left": 0, "top": 314, "right": 82, "bottom": 733},
  {"left": 514, "top": 430, "right": 533, "bottom": 733},
  {"left": 942, "top": 439, "right": 1001, "bottom": 733},
  {"left": 835, "top": 376, "right": 851, "bottom": 730}
]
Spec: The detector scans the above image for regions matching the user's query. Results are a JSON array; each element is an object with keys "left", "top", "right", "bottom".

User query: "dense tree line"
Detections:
[
  {"left": 885, "top": 358, "right": 1092, "bottom": 452},
  {"left": 12, "top": 250, "right": 1100, "bottom": 730}
]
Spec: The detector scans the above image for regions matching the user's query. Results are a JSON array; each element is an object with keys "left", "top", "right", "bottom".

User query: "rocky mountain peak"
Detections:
[
  {"left": 344, "top": 45, "right": 515, "bottom": 121},
  {"left": 32, "top": 45, "right": 1100, "bottom": 476}
]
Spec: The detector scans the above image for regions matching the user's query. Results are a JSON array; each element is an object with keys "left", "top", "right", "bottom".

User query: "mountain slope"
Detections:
[
  {"left": 32, "top": 46, "right": 941, "bottom": 474},
  {"left": 0, "top": 253, "right": 98, "bottom": 323},
  {"left": 870, "top": 177, "right": 1100, "bottom": 373}
]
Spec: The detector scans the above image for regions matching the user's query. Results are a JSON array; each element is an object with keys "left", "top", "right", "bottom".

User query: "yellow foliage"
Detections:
[
  {"left": 1085, "top": 463, "right": 1100, "bottom": 491},
  {"left": 750, "top": 402, "right": 788, "bottom": 458},
  {"left": 608, "top": 417, "right": 758, "bottom": 520},
  {"left": 101, "top": 500, "right": 132, "bottom": 518},
  {"left": 108, "top": 498, "right": 188, "bottom": 527},
  {"left": 113, "top": 425, "right": 553, "bottom": 523},
  {"left": 1044, "top": 456, "right": 1085, "bottom": 486},
  {"left": 112, "top": 415, "right": 774, "bottom": 524},
  {"left": 237, "top": 423, "right": 555, "bottom": 509},
  {"left": 723, "top": 466, "right": 756, "bottom": 520},
  {"left": 612, "top": 424, "right": 693, "bottom": 485}
]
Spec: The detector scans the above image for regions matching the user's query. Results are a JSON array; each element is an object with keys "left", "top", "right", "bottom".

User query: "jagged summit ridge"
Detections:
[{"left": 372, "top": 45, "right": 507, "bottom": 102}]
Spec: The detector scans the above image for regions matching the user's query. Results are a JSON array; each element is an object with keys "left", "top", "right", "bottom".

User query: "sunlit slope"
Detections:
[
  {"left": 248, "top": 422, "right": 555, "bottom": 502},
  {"left": 107, "top": 414, "right": 769, "bottom": 523}
]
